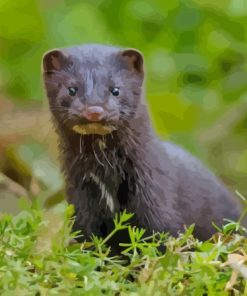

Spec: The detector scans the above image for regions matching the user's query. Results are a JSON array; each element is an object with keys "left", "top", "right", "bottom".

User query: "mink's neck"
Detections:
[{"left": 54, "top": 102, "right": 154, "bottom": 178}]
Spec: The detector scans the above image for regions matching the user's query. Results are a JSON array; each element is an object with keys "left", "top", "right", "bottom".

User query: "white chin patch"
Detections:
[{"left": 72, "top": 123, "right": 116, "bottom": 135}]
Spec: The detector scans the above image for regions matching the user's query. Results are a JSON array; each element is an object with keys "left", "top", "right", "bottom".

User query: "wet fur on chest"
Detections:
[{"left": 64, "top": 132, "right": 134, "bottom": 215}]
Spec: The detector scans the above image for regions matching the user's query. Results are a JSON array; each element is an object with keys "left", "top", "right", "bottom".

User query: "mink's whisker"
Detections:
[
  {"left": 80, "top": 134, "right": 83, "bottom": 154},
  {"left": 101, "top": 148, "right": 114, "bottom": 169},
  {"left": 92, "top": 141, "right": 105, "bottom": 167}
]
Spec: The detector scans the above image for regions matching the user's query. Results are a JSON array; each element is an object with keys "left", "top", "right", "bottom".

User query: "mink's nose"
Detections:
[{"left": 83, "top": 106, "right": 105, "bottom": 122}]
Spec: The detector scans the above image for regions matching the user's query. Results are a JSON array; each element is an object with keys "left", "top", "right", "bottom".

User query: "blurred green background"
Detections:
[{"left": 0, "top": 0, "right": 247, "bottom": 211}]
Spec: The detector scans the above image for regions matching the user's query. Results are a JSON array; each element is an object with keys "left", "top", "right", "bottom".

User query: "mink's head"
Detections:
[{"left": 42, "top": 44, "right": 144, "bottom": 135}]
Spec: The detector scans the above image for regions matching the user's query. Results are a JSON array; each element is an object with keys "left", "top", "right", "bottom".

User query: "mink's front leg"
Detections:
[{"left": 67, "top": 182, "right": 104, "bottom": 241}]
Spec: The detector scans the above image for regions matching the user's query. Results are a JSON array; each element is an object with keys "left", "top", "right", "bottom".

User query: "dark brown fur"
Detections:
[{"left": 42, "top": 44, "right": 242, "bottom": 245}]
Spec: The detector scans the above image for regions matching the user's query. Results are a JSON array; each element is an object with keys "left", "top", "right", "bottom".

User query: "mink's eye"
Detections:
[
  {"left": 68, "top": 87, "right": 78, "bottom": 96},
  {"left": 111, "top": 87, "right": 120, "bottom": 96}
]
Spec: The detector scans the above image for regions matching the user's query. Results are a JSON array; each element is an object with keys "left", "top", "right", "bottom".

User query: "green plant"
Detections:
[{"left": 0, "top": 198, "right": 246, "bottom": 295}]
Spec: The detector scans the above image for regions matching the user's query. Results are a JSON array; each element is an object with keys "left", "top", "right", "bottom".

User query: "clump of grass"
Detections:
[{"left": 0, "top": 198, "right": 246, "bottom": 296}]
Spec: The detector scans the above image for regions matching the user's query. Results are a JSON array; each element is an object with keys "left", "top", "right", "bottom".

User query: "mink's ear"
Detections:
[
  {"left": 119, "top": 49, "right": 144, "bottom": 76},
  {"left": 42, "top": 49, "right": 70, "bottom": 74}
]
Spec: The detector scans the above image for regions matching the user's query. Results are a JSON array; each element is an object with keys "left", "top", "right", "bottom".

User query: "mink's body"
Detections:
[{"left": 42, "top": 44, "right": 242, "bottom": 243}]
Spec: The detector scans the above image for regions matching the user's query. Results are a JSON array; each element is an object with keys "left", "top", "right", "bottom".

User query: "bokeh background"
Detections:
[{"left": 1, "top": 0, "right": 247, "bottom": 212}]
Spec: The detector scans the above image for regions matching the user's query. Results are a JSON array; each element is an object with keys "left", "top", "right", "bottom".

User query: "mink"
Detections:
[{"left": 42, "top": 44, "right": 242, "bottom": 245}]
